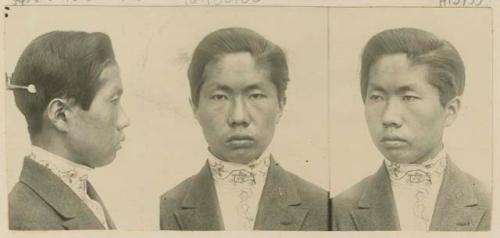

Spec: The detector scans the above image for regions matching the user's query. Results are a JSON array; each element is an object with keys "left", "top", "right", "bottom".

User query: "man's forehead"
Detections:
[
  {"left": 207, "top": 53, "right": 269, "bottom": 76},
  {"left": 96, "top": 64, "right": 123, "bottom": 93},
  {"left": 371, "top": 54, "right": 413, "bottom": 74},
  {"left": 368, "top": 54, "right": 429, "bottom": 89},
  {"left": 204, "top": 66, "right": 271, "bottom": 90}
]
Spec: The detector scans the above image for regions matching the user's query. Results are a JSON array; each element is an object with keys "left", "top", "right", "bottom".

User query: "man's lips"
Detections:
[
  {"left": 116, "top": 136, "right": 126, "bottom": 150},
  {"left": 380, "top": 135, "right": 407, "bottom": 147},
  {"left": 226, "top": 135, "right": 255, "bottom": 147}
]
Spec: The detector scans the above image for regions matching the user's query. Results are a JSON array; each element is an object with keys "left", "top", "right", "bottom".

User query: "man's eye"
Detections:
[
  {"left": 369, "top": 95, "right": 384, "bottom": 101},
  {"left": 402, "top": 95, "right": 419, "bottom": 102},
  {"left": 110, "top": 97, "right": 120, "bottom": 104},
  {"left": 249, "top": 93, "right": 266, "bottom": 100},
  {"left": 210, "top": 94, "right": 228, "bottom": 100}
]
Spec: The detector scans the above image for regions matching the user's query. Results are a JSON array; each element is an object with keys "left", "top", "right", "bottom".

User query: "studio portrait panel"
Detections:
[
  {"left": 4, "top": 6, "right": 329, "bottom": 230},
  {"left": 329, "top": 8, "right": 493, "bottom": 231}
]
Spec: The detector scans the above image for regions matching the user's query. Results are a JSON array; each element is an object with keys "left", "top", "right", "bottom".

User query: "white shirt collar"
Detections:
[
  {"left": 384, "top": 148, "right": 448, "bottom": 231},
  {"left": 384, "top": 148, "right": 447, "bottom": 185},
  {"left": 29, "top": 145, "right": 92, "bottom": 197},
  {"left": 207, "top": 148, "right": 271, "bottom": 185},
  {"left": 29, "top": 145, "right": 109, "bottom": 229},
  {"left": 206, "top": 148, "right": 271, "bottom": 230}
]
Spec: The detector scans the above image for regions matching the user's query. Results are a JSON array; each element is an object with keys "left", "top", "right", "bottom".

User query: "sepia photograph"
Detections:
[
  {"left": 1, "top": 0, "right": 499, "bottom": 237},
  {"left": 3, "top": 5, "right": 330, "bottom": 231},
  {"left": 329, "top": 7, "right": 493, "bottom": 231}
]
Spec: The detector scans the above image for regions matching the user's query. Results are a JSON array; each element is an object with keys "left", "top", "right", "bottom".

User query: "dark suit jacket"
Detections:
[
  {"left": 9, "top": 158, "right": 116, "bottom": 230},
  {"left": 160, "top": 157, "right": 329, "bottom": 230},
  {"left": 331, "top": 159, "right": 491, "bottom": 231}
]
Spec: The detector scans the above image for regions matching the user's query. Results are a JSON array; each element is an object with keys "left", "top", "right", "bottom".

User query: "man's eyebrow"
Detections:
[
  {"left": 205, "top": 82, "right": 232, "bottom": 92},
  {"left": 111, "top": 86, "right": 123, "bottom": 96},
  {"left": 366, "top": 82, "right": 386, "bottom": 93},
  {"left": 396, "top": 85, "right": 415, "bottom": 94},
  {"left": 367, "top": 82, "right": 417, "bottom": 94},
  {"left": 244, "top": 83, "right": 266, "bottom": 92}
]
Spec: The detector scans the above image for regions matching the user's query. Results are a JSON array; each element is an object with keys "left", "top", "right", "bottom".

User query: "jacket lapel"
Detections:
[
  {"left": 61, "top": 208, "right": 106, "bottom": 230},
  {"left": 429, "top": 160, "right": 486, "bottom": 231},
  {"left": 19, "top": 158, "right": 105, "bottom": 230},
  {"left": 87, "top": 182, "right": 116, "bottom": 229},
  {"left": 350, "top": 165, "right": 400, "bottom": 231},
  {"left": 174, "top": 162, "right": 223, "bottom": 230},
  {"left": 253, "top": 157, "right": 309, "bottom": 230}
]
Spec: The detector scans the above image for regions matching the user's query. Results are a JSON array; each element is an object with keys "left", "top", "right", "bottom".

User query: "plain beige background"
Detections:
[
  {"left": 1, "top": 2, "right": 499, "bottom": 238},
  {"left": 3, "top": 6, "right": 329, "bottom": 230},
  {"left": 329, "top": 8, "right": 493, "bottom": 195}
]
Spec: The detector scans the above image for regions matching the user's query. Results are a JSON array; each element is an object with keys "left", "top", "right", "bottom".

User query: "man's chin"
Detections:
[
  {"left": 89, "top": 154, "right": 117, "bottom": 168},
  {"left": 223, "top": 150, "right": 261, "bottom": 164},
  {"left": 384, "top": 154, "right": 423, "bottom": 164},
  {"left": 381, "top": 150, "right": 414, "bottom": 164}
]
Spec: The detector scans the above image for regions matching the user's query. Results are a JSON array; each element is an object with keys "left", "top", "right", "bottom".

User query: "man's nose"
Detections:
[
  {"left": 382, "top": 98, "right": 402, "bottom": 129},
  {"left": 227, "top": 97, "right": 250, "bottom": 128},
  {"left": 117, "top": 104, "right": 131, "bottom": 130}
]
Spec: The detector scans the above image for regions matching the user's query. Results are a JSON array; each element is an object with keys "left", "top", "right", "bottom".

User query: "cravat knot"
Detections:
[
  {"left": 230, "top": 169, "right": 256, "bottom": 184},
  {"left": 385, "top": 152, "right": 447, "bottom": 186}
]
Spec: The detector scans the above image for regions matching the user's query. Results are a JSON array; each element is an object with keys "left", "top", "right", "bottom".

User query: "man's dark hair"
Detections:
[
  {"left": 188, "top": 27, "right": 289, "bottom": 107},
  {"left": 12, "top": 31, "right": 116, "bottom": 136},
  {"left": 360, "top": 27, "right": 465, "bottom": 106}
]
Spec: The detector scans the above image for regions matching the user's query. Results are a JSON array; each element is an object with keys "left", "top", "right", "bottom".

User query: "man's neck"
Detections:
[
  {"left": 411, "top": 144, "right": 444, "bottom": 165},
  {"left": 31, "top": 132, "right": 82, "bottom": 166}
]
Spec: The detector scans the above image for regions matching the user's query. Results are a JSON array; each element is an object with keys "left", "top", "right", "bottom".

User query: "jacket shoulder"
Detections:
[
  {"left": 330, "top": 174, "right": 375, "bottom": 231},
  {"left": 463, "top": 172, "right": 491, "bottom": 207},
  {"left": 9, "top": 182, "right": 65, "bottom": 230},
  {"left": 287, "top": 172, "right": 328, "bottom": 200},
  {"left": 160, "top": 175, "right": 196, "bottom": 209},
  {"left": 460, "top": 170, "right": 492, "bottom": 231},
  {"left": 285, "top": 171, "right": 329, "bottom": 231},
  {"left": 159, "top": 175, "right": 197, "bottom": 230},
  {"left": 332, "top": 175, "right": 373, "bottom": 209}
]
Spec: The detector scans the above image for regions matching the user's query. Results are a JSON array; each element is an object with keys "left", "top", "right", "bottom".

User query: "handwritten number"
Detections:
[{"left": 440, "top": 0, "right": 484, "bottom": 7}]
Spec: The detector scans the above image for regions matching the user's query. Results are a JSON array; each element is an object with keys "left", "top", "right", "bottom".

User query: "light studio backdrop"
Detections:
[
  {"left": 329, "top": 8, "right": 493, "bottom": 195},
  {"left": 4, "top": 6, "right": 329, "bottom": 230}
]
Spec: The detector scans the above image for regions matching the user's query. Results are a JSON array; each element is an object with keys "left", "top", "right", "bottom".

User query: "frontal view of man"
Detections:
[
  {"left": 8, "top": 31, "right": 130, "bottom": 230},
  {"left": 332, "top": 28, "right": 491, "bottom": 231},
  {"left": 160, "top": 27, "right": 328, "bottom": 231}
]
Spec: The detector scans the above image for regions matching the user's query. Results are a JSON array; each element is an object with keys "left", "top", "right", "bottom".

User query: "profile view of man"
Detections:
[
  {"left": 159, "top": 27, "right": 328, "bottom": 231},
  {"left": 331, "top": 28, "right": 491, "bottom": 231},
  {"left": 8, "top": 31, "right": 130, "bottom": 230}
]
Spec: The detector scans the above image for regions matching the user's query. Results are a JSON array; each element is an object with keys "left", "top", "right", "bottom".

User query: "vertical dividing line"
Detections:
[
  {"left": 489, "top": 6, "right": 494, "bottom": 204},
  {"left": 2, "top": 5, "right": 10, "bottom": 216},
  {"left": 326, "top": 6, "right": 332, "bottom": 232}
]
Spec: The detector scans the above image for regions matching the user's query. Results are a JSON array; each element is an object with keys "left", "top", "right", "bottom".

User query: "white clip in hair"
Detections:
[{"left": 5, "top": 73, "right": 37, "bottom": 94}]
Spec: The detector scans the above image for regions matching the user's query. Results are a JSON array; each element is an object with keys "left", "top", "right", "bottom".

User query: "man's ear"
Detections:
[
  {"left": 275, "top": 96, "right": 287, "bottom": 124},
  {"left": 46, "top": 98, "right": 73, "bottom": 133},
  {"left": 189, "top": 98, "right": 199, "bottom": 121},
  {"left": 444, "top": 96, "right": 461, "bottom": 127}
]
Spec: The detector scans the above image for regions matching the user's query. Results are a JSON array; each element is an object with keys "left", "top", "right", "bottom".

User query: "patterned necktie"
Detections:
[
  {"left": 385, "top": 153, "right": 447, "bottom": 230},
  {"left": 209, "top": 156, "right": 270, "bottom": 229},
  {"left": 385, "top": 156, "right": 446, "bottom": 185},
  {"left": 28, "top": 152, "right": 109, "bottom": 229}
]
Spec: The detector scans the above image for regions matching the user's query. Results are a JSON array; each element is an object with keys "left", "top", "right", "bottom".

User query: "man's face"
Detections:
[
  {"left": 364, "top": 54, "right": 456, "bottom": 164},
  {"left": 68, "top": 63, "right": 130, "bottom": 168},
  {"left": 193, "top": 52, "right": 284, "bottom": 164}
]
